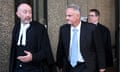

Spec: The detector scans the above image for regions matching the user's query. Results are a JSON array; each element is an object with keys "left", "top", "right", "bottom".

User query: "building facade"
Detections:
[{"left": 0, "top": 0, "right": 117, "bottom": 72}]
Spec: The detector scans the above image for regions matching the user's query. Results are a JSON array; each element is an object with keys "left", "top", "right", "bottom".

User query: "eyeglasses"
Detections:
[{"left": 88, "top": 15, "right": 97, "bottom": 17}]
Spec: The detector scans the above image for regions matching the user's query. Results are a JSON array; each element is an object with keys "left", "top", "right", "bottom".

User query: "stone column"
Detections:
[
  {"left": 47, "top": 0, "right": 67, "bottom": 60},
  {"left": 0, "top": 0, "right": 14, "bottom": 72}
]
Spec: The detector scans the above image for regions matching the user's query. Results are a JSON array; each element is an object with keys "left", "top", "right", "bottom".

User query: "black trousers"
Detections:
[{"left": 64, "top": 62, "right": 89, "bottom": 72}]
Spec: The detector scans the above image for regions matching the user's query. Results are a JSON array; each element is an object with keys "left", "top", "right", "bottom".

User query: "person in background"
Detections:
[{"left": 88, "top": 9, "right": 113, "bottom": 69}]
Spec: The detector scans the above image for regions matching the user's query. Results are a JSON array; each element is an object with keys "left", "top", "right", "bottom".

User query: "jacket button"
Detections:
[{"left": 19, "top": 64, "right": 22, "bottom": 67}]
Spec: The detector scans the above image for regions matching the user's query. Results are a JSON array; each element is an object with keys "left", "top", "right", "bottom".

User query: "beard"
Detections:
[{"left": 22, "top": 18, "right": 32, "bottom": 24}]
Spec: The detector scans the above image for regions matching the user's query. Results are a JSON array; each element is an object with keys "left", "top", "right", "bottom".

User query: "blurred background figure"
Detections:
[{"left": 88, "top": 9, "right": 114, "bottom": 71}]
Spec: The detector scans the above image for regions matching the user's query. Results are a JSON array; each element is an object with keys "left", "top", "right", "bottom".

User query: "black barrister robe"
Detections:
[
  {"left": 97, "top": 23, "right": 113, "bottom": 67},
  {"left": 9, "top": 21, "right": 57, "bottom": 72}
]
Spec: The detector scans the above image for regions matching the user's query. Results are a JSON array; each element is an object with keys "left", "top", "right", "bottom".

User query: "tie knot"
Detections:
[{"left": 73, "top": 29, "right": 78, "bottom": 32}]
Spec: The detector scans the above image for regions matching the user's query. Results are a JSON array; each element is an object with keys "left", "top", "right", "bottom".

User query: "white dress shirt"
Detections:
[{"left": 69, "top": 22, "right": 85, "bottom": 62}]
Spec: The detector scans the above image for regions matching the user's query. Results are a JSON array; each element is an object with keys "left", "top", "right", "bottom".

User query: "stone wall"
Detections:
[
  {"left": 0, "top": 0, "right": 14, "bottom": 72},
  {"left": 47, "top": 0, "right": 67, "bottom": 60}
]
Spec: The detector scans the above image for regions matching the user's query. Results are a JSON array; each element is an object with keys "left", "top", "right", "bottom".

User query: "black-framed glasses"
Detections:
[{"left": 88, "top": 15, "right": 97, "bottom": 17}]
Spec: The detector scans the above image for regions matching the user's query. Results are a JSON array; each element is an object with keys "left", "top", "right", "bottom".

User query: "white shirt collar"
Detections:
[{"left": 71, "top": 21, "right": 81, "bottom": 30}]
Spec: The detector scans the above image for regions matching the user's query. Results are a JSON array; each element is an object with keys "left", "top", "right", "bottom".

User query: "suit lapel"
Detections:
[
  {"left": 15, "top": 23, "right": 21, "bottom": 43},
  {"left": 65, "top": 24, "right": 70, "bottom": 57},
  {"left": 80, "top": 22, "right": 87, "bottom": 52},
  {"left": 26, "top": 22, "right": 34, "bottom": 45}
]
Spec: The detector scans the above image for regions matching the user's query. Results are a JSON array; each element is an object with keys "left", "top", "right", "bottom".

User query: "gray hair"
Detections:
[{"left": 67, "top": 4, "right": 81, "bottom": 14}]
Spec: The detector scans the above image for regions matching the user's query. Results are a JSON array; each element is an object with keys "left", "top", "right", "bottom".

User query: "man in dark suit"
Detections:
[
  {"left": 88, "top": 9, "right": 113, "bottom": 68},
  {"left": 9, "top": 3, "right": 57, "bottom": 72},
  {"left": 56, "top": 4, "right": 106, "bottom": 72}
]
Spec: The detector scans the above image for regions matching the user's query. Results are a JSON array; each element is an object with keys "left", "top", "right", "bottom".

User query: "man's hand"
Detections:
[
  {"left": 99, "top": 69, "right": 106, "bottom": 72},
  {"left": 17, "top": 50, "right": 32, "bottom": 63}
]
